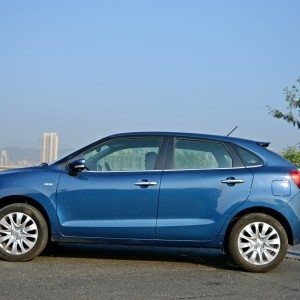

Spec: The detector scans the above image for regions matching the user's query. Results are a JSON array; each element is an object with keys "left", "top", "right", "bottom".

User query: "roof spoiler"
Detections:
[{"left": 257, "top": 141, "right": 270, "bottom": 148}]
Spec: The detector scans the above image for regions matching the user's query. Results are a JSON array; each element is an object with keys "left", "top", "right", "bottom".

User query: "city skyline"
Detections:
[
  {"left": 0, "top": 132, "right": 61, "bottom": 167},
  {"left": 0, "top": 147, "right": 38, "bottom": 168}
]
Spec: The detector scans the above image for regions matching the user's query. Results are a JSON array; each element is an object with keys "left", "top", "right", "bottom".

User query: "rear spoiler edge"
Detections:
[{"left": 257, "top": 141, "right": 270, "bottom": 148}]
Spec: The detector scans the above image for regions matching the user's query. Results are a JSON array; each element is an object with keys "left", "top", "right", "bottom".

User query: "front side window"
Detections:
[
  {"left": 82, "top": 137, "right": 162, "bottom": 171},
  {"left": 174, "top": 139, "right": 233, "bottom": 170}
]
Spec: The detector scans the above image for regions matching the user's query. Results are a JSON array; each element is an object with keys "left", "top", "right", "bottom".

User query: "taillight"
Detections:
[{"left": 290, "top": 170, "right": 300, "bottom": 188}]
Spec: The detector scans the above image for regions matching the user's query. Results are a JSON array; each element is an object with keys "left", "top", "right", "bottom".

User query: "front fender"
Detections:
[
  {"left": 0, "top": 167, "right": 63, "bottom": 237},
  {"left": 0, "top": 187, "right": 60, "bottom": 236}
]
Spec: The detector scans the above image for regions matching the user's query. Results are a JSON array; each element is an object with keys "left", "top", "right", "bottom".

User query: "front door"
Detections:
[{"left": 56, "top": 136, "right": 164, "bottom": 239}]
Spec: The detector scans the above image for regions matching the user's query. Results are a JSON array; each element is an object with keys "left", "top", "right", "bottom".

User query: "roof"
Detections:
[{"left": 106, "top": 131, "right": 261, "bottom": 144}]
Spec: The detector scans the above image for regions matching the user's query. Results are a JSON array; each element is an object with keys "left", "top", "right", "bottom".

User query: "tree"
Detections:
[
  {"left": 268, "top": 77, "right": 300, "bottom": 129},
  {"left": 281, "top": 146, "right": 300, "bottom": 168}
]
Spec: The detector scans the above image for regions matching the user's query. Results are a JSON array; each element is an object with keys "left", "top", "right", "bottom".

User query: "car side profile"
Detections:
[{"left": 0, "top": 132, "right": 299, "bottom": 272}]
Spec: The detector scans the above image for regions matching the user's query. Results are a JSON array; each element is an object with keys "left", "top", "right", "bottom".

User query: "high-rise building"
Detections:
[
  {"left": 41, "top": 132, "right": 59, "bottom": 163},
  {"left": 0, "top": 150, "right": 9, "bottom": 166}
]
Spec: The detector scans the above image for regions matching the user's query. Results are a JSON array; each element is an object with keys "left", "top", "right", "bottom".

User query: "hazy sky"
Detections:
[{"left": 0, "top": 1, "right": 299, "bottom": 152}]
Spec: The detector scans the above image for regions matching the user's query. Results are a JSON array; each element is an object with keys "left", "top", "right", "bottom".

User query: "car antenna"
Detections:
[{"left": 226, "top": 126, "right": 238, "bottom": 136}]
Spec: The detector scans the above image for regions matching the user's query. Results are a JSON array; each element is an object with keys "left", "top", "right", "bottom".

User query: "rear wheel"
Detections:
[
  {"left": 0, "top": 203, "right": 48, "bottom": 262},
  {"left": 228, "top": 213, "right": 288, "bottom": 272}
]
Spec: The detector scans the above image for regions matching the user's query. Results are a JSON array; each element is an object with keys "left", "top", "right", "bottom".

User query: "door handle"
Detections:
[
  {"left": 221, "top": 178, "right": 244, "bottom": 185},
  {"left": 134, "top": 180, "right": 158, "bottom": 187}
]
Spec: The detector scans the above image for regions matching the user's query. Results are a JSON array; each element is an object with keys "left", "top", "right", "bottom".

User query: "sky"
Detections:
[{"left": 0, "top": 0, "right": 299, "bottom": 152}]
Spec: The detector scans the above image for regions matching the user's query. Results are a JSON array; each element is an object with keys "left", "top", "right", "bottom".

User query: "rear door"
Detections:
[{"left": 156, "top": 137, "right": 253, "bottom": 241}]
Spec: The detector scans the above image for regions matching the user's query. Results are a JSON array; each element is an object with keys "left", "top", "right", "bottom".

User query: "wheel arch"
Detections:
[
  {"left": 224, "top": 206, "right": 293, "bottom": 247},
  {"left": 0, "top": 195, "right": 52, "bottom": 240}
]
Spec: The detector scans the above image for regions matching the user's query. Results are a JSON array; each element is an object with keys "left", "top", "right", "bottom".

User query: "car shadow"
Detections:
[{"left": 41, "top": 243, "right": 241, "bottom": 271}]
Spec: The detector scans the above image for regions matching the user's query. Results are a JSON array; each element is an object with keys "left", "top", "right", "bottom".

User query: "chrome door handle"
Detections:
[
  {"left": 134, "top": 181, "right": 158, "bottom": 187},
  {"left": 221, "top": 179, "right": 244, "bottom": 184}
]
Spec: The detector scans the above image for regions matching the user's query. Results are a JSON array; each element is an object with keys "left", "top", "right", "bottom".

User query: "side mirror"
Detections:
[{"left": 68, "top": 158, "right": 86, "bottom": 175}]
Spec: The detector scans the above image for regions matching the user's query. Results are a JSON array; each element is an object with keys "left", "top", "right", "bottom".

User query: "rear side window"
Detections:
[
  {"left": 174, "top": 139, "right": 233, "bottom": 170},
  {"left": 235, "top": 145, "right": 263, "bottom": 167}
]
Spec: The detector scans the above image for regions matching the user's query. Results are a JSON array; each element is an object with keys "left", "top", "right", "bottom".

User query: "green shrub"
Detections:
[{"left": 281, "top": 146, "right": 300, "bottom": 168}]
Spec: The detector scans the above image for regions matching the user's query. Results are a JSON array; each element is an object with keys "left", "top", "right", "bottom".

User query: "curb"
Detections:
[{"left": 286, "top": 251, "right": 300, "bottom": 260}]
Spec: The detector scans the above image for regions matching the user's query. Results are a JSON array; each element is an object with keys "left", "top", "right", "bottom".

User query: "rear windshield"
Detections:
[{"left": 235, "top": 145, "right": 263, "bottom": 167}]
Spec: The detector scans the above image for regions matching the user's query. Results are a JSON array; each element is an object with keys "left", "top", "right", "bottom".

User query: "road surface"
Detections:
[{"left": 0, "top": 243, "right": 299, "bottom": 299}]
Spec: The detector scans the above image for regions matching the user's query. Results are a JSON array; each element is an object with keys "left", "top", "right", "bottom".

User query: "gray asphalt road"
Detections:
[{"left": 0, "top": 243, "right": 300, "bottom": 300}]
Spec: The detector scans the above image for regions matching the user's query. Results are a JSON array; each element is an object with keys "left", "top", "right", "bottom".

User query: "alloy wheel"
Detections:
[
  {"left": 0, "top": 212, "right": 38, "bottom": 255},
  {"left": 238, "top": 221, "right": 281, "bottom": 266}
]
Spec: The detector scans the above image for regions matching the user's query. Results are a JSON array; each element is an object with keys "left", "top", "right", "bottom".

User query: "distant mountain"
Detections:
[
  {"left": 5, "top": 147, "right": 39, "bottom": 162},
  {"left": 0, "top": 147, "right": 74, "bottom": 163}
]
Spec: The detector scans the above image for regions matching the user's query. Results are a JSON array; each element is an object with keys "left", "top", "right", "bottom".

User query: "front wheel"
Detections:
[
  {"left": 0, "top": 203, "right": 48, "bottom": 262},
  {"left": 228, "top": 213, "right": 288, "bottom": 272}
]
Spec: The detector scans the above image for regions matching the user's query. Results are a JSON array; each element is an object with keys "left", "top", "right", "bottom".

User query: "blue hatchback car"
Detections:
[{"left": 0, "top": 132, "right": 299, "bottom": 272}]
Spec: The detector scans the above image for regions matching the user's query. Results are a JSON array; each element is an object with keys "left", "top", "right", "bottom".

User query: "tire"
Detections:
[
  {"left": 0, "top": 203, "right": 48, "bottom": 262},
  {"left": 227, "top": 213, "right": 288, "bottom": 272}
]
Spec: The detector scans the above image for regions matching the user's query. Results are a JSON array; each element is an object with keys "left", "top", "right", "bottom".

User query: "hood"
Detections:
[{"left": 0, "top": 166, "right": 51, "bottom": 176}]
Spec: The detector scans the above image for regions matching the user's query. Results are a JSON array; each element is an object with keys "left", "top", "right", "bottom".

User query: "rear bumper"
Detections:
[{"left": 283, "top": 191, "right": 300, "bottom": 245}]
